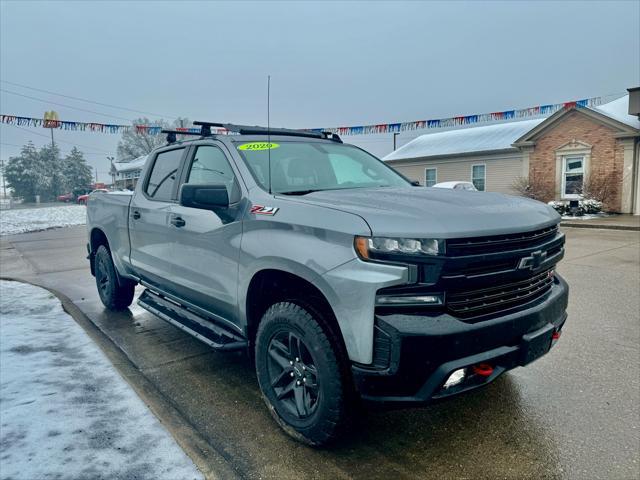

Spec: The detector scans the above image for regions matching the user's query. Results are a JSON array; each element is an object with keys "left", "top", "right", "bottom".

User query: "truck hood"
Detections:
[{"left": 288, "top": 187, "right": 560, "bottom": 238}]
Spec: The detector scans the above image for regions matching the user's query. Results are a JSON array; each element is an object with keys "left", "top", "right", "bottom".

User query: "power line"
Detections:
[
  {"left": 2, "top": 123, "right": 113, "bottom": 153},
  {"left": 0, "top": 88, "right": 134, "bottom": 121},
  {"left": 1, "top": 80, "right": 176, "bottom": 119}
]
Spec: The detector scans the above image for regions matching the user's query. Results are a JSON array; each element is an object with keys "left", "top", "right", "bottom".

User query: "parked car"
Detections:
[
  {"left": 86, "top": 123, "right": 568, "bottom": 446},
  {"left": 432, "top": 181, "right": 478, "bottom": 191},
  {"left": 57, "top": 192, "right": 74, "bottom": 202},
  {"left": 78, "top": 188, "right": 109, "bottom": 204}
]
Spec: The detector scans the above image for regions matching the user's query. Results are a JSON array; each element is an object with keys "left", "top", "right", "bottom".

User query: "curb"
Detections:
[
  {"left": 560, "top": 222, "right": 640, "bottom": 231},
  {"left": 0, "top": 276, "right": 242, "bottom": 480}
]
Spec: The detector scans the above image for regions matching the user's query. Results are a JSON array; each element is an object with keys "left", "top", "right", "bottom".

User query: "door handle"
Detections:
[
  {"left": 132, "top": 210, "right": 141, "bottom": 220},
  {"left": 170, "top": 216, "right": 186, "bottom": 228}
]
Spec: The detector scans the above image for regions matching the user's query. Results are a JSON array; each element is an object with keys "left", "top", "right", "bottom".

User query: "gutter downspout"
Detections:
[{"left": 633, "top": 137, "right": 640, "bottom": 215}]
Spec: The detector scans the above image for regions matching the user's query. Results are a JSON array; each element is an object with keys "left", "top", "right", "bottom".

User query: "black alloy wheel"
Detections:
[
  {"left": 267, "top": 331, "right": 320, "bottom": 419},
  {"left": 94, "top": 245, "right": 135, "bottom": 310},
  {"left": 255, "top": 301, "right": 352, "bottom": 446}
]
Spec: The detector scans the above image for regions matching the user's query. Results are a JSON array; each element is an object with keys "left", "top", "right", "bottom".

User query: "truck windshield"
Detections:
[{"left": 234, "top": 141, "right": 410, "bottom": 194}]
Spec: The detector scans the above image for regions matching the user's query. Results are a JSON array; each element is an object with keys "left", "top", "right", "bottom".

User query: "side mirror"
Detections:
[
  {"left": 180, "top": 184, "right": 229, "bottom": 210},
  {"left": 410, "top": 180, "right": 421, "bottom": 186}
]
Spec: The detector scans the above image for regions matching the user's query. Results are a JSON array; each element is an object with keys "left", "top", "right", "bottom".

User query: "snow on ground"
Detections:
[
  {"left": 0, "top": 205, "right": 86, "bottom": 236},
  {"left": 0, "top": 280, "right": 203, "bottom": 480},
  {"left": 561, "top": 213, "right": 611, "bottom": 220}
]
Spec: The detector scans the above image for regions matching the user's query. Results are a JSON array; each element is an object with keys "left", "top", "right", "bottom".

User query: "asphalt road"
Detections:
[{"left": 1, "top": 226, "right": 639, "bottom": 480}]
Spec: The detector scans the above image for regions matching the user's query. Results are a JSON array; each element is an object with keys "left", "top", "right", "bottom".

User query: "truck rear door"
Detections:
[{"left": 129, "top": 146, "right": 187, "bottom": 291}]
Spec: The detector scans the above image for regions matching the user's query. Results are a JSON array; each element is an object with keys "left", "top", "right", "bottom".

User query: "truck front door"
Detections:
[{"left": 169, "top": 142, "right": 244, "bottom": 326}]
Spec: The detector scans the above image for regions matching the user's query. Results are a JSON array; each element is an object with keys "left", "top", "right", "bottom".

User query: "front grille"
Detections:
[
  {"left": 446, "top": 225, "right": 558, "bottom": 256},
  {"left": 447, "top": 269, "right": 554, "bottom": 319}
]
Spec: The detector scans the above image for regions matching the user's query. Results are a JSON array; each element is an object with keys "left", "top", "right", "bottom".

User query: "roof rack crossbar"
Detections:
[
  {"left": 193, "top": 121, "right": 342, "bottom": 142},
  {"left": 162, "top": 126, "right": 214, "bottom": 144}
]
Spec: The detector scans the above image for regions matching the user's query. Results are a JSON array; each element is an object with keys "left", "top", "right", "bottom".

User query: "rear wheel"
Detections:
[
  {"left": 255, "top": 302, "right": 350, "bottom": 446},
  {"left": 94, "top": 245, "right": 135, "bottom": 310}
]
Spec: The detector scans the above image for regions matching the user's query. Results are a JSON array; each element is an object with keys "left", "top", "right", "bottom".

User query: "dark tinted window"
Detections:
[{"left": 145, "top": 149, "right": 184, "bottom": 201}]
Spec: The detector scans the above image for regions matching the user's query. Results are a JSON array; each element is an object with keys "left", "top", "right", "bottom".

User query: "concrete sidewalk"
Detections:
[
  {"left": 561, "top": 214, "right": 640, "bottom": 231},
  {"left": 0, "top": 280, "right": 203, "bottom": 480}
]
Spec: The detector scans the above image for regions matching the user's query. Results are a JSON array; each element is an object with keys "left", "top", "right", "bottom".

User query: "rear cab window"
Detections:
[{"left": 145, "top": 148, "right": 185, "bottom": 201}]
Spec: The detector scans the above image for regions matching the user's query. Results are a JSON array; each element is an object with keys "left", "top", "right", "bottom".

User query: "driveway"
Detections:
[{"left": 1, "top": 226, "right": 638, "bottom": 479}]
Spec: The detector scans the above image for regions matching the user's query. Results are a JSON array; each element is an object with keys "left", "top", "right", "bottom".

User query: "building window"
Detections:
[
  {"left": 424, "top": 168, "right": 437, "bottom": 187},
  {"left": 562, "top": 156, "right": 584, "bottom": 198},
  {"left": 471, "top": 164, "right": 485, "bottom": 191}
]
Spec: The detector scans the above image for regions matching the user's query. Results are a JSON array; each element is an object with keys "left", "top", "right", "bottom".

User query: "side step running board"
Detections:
[{"left": 138, "top": 289, "right": 247, "bottom": 351}]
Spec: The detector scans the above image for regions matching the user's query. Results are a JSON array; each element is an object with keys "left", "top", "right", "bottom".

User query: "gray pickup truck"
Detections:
[{"left": 87, "top": 122, "right": 568, "bottom": 446}]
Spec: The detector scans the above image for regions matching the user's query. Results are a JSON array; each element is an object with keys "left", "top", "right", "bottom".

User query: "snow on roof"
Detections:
[
  {"left": 383, "top": 94, "right": 639, "bottom": 162},
  {"left": 591, "top": 94, "right": 640, "bottom": 129},
  {"left": 384, "top": 118, "right": 545, "bottom": 161},
  {"left": 113, "top": 155, "right": 148, "bottom": 173}
]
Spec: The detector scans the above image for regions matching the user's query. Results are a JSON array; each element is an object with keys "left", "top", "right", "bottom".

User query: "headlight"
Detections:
[
  {"left": 354, "top": 236, "right": 444, "bottom": 259},
  {"left": 376, "top": 294, "right": 443, "bottom": 306}
]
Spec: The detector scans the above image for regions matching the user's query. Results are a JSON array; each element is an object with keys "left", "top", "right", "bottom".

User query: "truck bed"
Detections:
[{"left": 86, "top": 191, "right": 133, "bottom": 275}]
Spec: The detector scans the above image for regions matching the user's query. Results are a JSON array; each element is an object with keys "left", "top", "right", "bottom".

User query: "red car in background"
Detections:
[
  {"left": 77, "top": 189, "right": 109, "bottom": 205},
  {"left": 57, "top": 192, "right": 74, "bottom": 202}
]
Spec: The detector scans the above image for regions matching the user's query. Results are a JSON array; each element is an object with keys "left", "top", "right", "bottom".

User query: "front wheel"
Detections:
[
  {"left": 94, "top": 245, "right": 135, "bottom": 310},
  {"left": 255, "top": 302, "right": 351, "bottom": 446}
]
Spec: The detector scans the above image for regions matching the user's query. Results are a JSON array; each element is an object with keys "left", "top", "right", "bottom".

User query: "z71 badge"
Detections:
[{"left": 250, "top": 205, "right": 279, "bottom": 216}]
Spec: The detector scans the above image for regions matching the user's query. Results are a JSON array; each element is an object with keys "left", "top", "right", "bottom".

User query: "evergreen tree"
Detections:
[
  {"left": 63, "top": 147, "right": 93, "bottom": 190},
  {"left": 4, "top": 142, "right": 49, "bottom": 202},
  {"left": 39, "top": 143, "right": 64, "bottom": 200}
]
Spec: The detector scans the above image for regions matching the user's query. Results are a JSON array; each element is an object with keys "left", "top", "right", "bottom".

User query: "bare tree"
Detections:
[
  {"left": 580, "top": 171, "right": 616, "bottom": 205},
  {"left": 511, "top": 176, "right": 554, "bottom": 202},
  {"left": 117, "top": 117, "right": 190, "bottom": 161}
]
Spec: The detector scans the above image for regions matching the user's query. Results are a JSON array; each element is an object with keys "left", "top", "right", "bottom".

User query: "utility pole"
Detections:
[
  {"left": 107, "top": 156, "right": 115, "bottom": 187},
  {"left": 393, "top": 132, "right": 399, "bottom": 151}
]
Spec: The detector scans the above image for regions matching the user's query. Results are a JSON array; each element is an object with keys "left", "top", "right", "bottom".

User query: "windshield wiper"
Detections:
[{"left": 278, "top": 189, "right": 320, "bottom": 196}]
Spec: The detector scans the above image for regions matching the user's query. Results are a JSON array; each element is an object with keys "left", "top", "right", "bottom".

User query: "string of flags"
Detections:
[
  {"left": 0, "top": 115, "right": 226, "bottom": 135},
  {"left": 0, "top": 96, "right": 603, "bottom": 137},
  {"left": 310, "top": 97, "right": 603, "bottom": 136}
]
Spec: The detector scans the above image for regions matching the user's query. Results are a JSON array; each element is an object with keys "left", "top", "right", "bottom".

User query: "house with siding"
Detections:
[
  {"left": 110, "top": 155, "right": 147, "bottom": 190},
  {"left": 384, "top": 91, "right": 640, "bottom": 214}
]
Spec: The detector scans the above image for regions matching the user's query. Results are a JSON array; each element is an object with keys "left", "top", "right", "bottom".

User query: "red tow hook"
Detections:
[
  {"left": 552, "top": 331, "right": 561, "bottom": 341},
  {"left": 472, "top": 363, "right": 494, "bottom": 377}
]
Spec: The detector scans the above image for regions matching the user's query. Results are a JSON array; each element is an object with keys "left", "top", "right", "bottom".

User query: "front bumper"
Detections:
[{"left": 352, "top": 274, "right": 569, "bottom": 404}]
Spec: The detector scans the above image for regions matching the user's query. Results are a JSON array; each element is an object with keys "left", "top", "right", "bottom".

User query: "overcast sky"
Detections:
[{"left": 1, "top": 0, "right": 639, "bottom": 182}]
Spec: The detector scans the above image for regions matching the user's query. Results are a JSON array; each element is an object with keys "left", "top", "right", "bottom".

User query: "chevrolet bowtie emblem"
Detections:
[{"left": 518, "top": 250, "right": 547, "bottom": 270}]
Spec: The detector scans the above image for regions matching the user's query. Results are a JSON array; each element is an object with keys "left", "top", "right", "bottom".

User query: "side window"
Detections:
[
  {"left": 562, "top": 156, "right": 584, "bottom": 198},
  {"left": 186, "top": 145, "right": 239, "bottom": 201},
  {"left": 472, "top": 164, "right": 486, "bottom": 192},
  {"left": 145, "top": 148, "right": 184, "bottom": 201},
  {"left": 424, "top": 168, "right": 437, "bottom": 187}
]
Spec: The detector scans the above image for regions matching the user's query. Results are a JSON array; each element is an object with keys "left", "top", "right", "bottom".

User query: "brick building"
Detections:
[{"left": 385, "top": 91, "right": 640, "bottom": 214}]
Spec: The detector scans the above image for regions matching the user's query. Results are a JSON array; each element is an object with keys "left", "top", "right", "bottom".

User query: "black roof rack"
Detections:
[
  {"left": 161, "top": 128, "right": 206, "bottom": 144},
  {"left": 163, "top": 123, "right": 342, "bottom": 145},
  {"left": 193, "top": 121, "right": 342, "bottom": 143}
]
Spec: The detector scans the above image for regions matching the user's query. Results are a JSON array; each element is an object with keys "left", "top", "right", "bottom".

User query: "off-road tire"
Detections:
[
  {"left": 94, "top": 245, "right": 135, "bottom": 310},
  {"left": 255, "top": 301, "right": 352, "bottom": 446}
]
